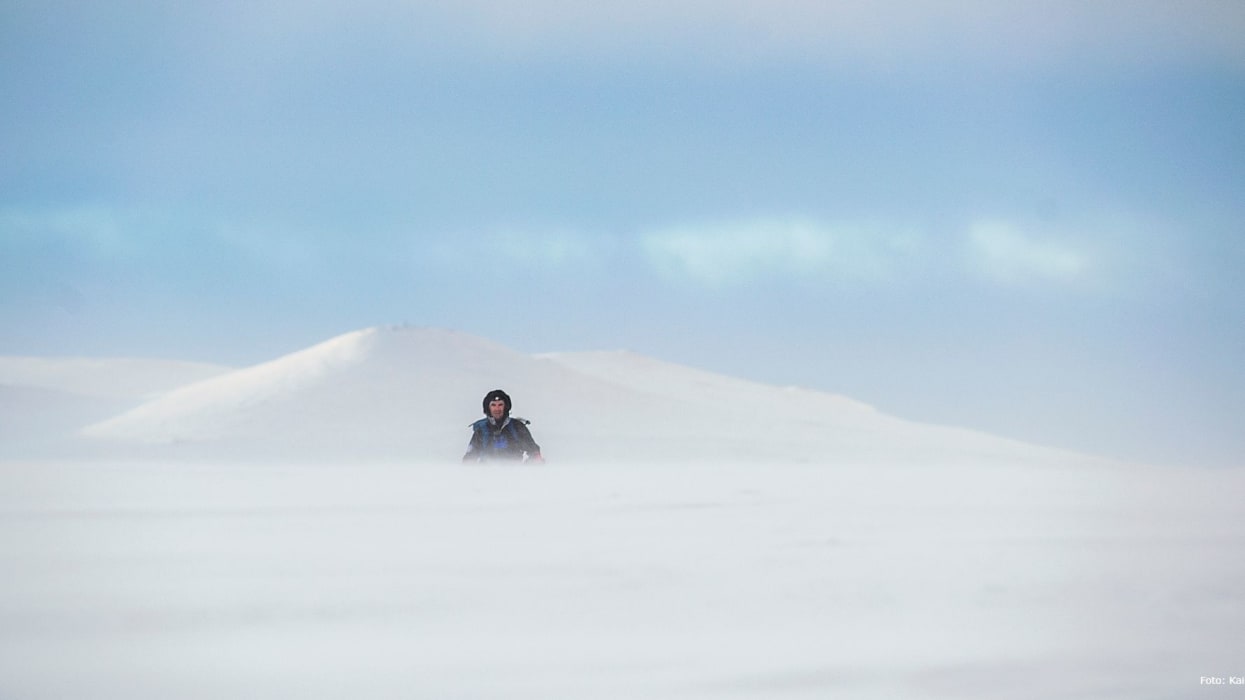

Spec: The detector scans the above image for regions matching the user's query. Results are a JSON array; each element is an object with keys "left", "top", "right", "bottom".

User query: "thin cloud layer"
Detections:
[
  {"left": 640, "top": 217, "right": 1104, "bottom": 291},
  {"left": 968, "top": 221, "right": 1090, "bottom": 286},
  {"left": 423, "top": 227, "right": 605, "bottom": 271},
  {"left": 0, "top": 204, "right": 1184, "bottom": 301},
  {"left": 642, "top": 219, "right": 833, "bottom": 286},
  {"left": 202, "top": 0, "right": 1245, "bottom": 72},
  {"left": 70, "top": 0, "right": 1245, "bottom": 80},
  {"left": 639, "top": 219, "right": 933, "bottom": 287}
]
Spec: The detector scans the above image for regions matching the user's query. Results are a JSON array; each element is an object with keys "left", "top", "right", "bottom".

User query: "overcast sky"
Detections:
[{"left": 3, "top": 1, "right": 1244, "bottom": 467}]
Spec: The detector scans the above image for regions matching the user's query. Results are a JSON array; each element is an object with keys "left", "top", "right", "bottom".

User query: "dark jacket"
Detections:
[{"left": 463, "top": 416, "right": 542, "bottom": 462}]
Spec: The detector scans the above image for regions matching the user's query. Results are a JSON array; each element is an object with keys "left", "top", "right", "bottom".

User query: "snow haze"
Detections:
[{"left": 1, "top": 326, "right": 1242, "bottom": 698}]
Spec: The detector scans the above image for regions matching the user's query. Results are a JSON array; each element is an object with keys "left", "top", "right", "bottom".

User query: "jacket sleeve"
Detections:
[
  {"left": 462, "top": 424, "right": 484, "bottom": 462},
  {"left": 514, "top": 421, "right": 541, "bottom": 457}
]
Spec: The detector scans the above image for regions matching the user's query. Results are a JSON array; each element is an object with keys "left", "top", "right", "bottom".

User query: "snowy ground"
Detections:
[{"left": 1, "top": 458, "right": 1241, "bottom": 699}]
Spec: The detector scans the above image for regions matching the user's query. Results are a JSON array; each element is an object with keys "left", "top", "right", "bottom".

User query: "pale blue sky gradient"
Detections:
[{"left": 3, "top": 1, "right": 1244, "bottom": 466}]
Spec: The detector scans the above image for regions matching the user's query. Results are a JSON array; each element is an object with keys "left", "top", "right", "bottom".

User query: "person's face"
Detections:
[{"left": 489, "top": 400, "right": 506, "bottom": 420}]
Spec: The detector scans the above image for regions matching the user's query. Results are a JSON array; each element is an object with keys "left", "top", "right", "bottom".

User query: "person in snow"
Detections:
[{"left": 462, "top": 389, "right": 544, "bottom": 463}]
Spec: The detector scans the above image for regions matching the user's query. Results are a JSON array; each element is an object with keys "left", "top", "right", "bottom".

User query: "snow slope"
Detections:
[
  {"left": 0, "top": 356, "right": 231, "bottom": 458},
  {"left": 80, "top": 326, "right": 684, "bottom": 461},
  {"left": 80, "top": 325, "right": 1086, "bottom": 465}
]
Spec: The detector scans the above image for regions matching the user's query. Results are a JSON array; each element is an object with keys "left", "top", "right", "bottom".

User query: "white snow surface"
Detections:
[
  {"left": 1, "top": 325, "right": 1241, "bottom": 698},
  {"left": 0, "top": 459, "right": 1240, "bottom": 699}
]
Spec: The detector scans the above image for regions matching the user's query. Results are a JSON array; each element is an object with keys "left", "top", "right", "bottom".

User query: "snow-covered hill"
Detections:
[
  {"left": 79, "top": 326, "right": 666, "bottom": 460},
  {"left": 0, "top": 356, "right": 232, "bottom": 458},
  {"left": 76, "top": 325, "right": 1089, "bottom": 465}
]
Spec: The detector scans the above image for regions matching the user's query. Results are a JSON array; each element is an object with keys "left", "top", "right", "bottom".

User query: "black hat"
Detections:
[{"left": 482, "top": 389, "right": 512, "bottom": 416}]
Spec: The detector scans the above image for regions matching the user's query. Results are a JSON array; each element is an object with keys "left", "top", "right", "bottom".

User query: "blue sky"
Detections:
[{"left": 3, "top": 1, "right": 1244, "bottom": 467}]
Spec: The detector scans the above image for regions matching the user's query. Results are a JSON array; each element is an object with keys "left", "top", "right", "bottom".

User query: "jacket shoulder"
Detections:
[{"left": 469, "top": 418, "right": 489, "bottom": 430}]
